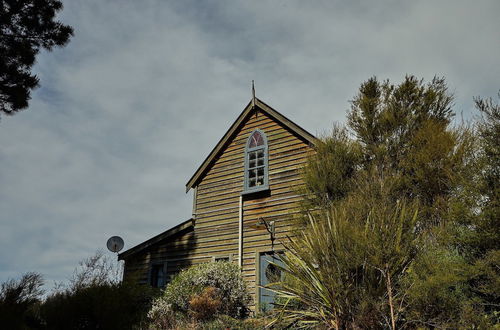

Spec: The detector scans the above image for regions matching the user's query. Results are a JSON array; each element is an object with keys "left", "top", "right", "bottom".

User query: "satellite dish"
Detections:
[{"left": 106, "top": 236, "right": 124, "bottom": 253}]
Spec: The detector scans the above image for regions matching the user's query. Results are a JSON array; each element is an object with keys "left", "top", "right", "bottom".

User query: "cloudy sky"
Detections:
[{"left": 1, "top": 0, "right": 499, "bottom": 288}]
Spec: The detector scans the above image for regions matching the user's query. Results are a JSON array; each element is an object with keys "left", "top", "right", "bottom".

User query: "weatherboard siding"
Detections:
[
  {"left": 193, "top": 109, "right": 312, "bottom": 307},
  {"left": 121, "top": 106, "right": 314, "bottom": 309}
]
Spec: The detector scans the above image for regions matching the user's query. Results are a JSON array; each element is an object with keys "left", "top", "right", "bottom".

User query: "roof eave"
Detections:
[{"left": 118, "top": 218, "right": 194, "bottom": 260}]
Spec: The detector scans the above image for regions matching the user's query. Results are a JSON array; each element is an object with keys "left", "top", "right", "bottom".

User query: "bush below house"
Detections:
[
  {"left": 41, "top": 280, "right": 158, "bottom": 330},
  {"left": 148, "top": 261, "right": 251, "bottom": 328}
]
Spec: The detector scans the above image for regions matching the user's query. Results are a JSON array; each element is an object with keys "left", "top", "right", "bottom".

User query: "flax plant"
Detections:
[{"left": 269, "top": 201, "right": 420, "bottom": 329}]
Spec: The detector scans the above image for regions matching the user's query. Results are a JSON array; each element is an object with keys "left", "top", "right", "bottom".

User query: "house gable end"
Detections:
[{"left": 185, "top": 98, "right": 317, "bottom": 192}]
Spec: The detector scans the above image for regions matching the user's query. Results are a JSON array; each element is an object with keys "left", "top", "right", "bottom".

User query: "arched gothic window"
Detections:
[{"left": 244, "top": 129, "right": 269, "bottom": 193}]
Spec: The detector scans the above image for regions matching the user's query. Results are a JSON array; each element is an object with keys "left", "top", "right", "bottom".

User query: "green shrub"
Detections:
[
  {"left": 200, "top": 315, "right": 282, "bottom": 329},
  {"left": 41, "top": 280, "right": 158, "bottom": 330},
  {"left": 147, "top": 313, "right": 291, "bottom": 330},
  {"left": 0, "top": 272, "right": 44, "bottom": 329},
  {"left": 159, "top": 261, "right": 251, "bottom": 319},
  {"left": 40, "top": 251, "right": 159, "bottom": 329},
  {"left": 147, "top": 296, "right": 186, "bottom": 329}
]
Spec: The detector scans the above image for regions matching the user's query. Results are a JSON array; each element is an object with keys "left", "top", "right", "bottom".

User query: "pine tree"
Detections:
[{"left": 0, "top": 0, "right": 73, "bottom": 117}]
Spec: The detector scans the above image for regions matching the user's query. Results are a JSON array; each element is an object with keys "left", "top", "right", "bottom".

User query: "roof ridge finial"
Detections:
[{"left": 252, "top": 80, "right": 256, "bottom": 109}]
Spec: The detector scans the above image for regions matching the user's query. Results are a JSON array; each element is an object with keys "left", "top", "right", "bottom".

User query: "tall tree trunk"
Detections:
[{"left": 386, "top": 264, "right": 396, "bottom": 330}]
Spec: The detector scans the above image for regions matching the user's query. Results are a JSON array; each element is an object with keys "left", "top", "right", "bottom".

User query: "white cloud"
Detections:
[{"left": 0, "top": 0, "right": 498, "bottom": 287}]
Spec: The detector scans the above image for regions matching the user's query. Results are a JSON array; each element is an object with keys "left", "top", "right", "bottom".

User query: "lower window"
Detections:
[
  {"left": 150, "top": 263, "right": 166, "bottom": 288},
  {"left": 212, "top": 254, "right": 233, "bottom": 262}
]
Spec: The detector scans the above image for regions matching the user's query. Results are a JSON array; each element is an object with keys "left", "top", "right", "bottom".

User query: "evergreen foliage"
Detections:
[
  {"left": 301, "top": 125, "right": 362, "bottom": 209},
  {"left": 158, "top": 261, "right": 251, "bottom": 319},
  {"left": 41, "top": 280, "right": 156, "bottom": 330},
  {"left": 0, "top": 0, "right": 73, "bottom": 116},
  {"left": 0, "top": 252, "right": 157, "bottom": 329},
  {"left": 41, "top": 251, "right": 157, "bottom": 329},
  {"left": 0, "top": 272, "right": 44, "bottom": 329},
  {"left": 472, "top": 92, "right": 500, "bottom": 255},
  {"left": 273, "top": 76, "right": 499, "bottom": 329}
]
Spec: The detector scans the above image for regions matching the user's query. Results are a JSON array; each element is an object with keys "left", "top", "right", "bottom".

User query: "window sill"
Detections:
[{"left": 242, "top": 185, "right": 269, "bottom": 196}]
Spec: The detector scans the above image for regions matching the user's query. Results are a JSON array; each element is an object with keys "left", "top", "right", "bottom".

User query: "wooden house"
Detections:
[{"left": 118, "top": 97, "right": 316, "bottom": 310}]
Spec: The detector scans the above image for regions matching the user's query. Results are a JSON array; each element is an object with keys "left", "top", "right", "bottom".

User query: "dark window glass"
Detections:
[
  {"left": 150, "top": 264, "right": 165, "bottom": 288},
  {"left": 214, "top": 256, "right": 230, "bottom": 262}
]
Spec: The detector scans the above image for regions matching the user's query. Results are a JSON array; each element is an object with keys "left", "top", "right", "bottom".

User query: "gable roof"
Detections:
[
  {"left": 185, "top": 97, "right": 317, "bottom": 192},
  {"left": 118, "top": 218, "right": 194, "bottom": 260}
]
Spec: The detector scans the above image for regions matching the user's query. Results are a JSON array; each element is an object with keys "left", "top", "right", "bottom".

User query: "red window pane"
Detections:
[{"left": 249, "top": 131, "right": 264, "bottom": 148}]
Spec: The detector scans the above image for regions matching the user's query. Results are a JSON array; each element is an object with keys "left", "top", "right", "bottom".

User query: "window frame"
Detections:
[
  {"left": 212, "top": 254, "right": 233, "bottom": 263},
  {"left": 243, "top": 129, "right": 269, "bottom": 194}
]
